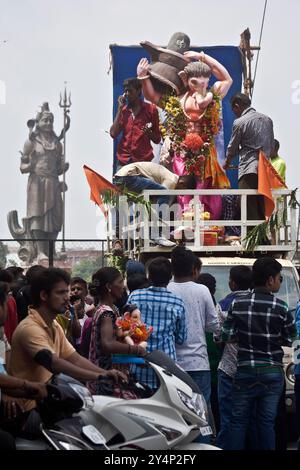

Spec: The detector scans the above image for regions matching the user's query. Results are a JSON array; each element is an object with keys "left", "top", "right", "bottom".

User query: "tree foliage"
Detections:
[{"left": 71, "top": 256, "right": 104, "bottom": 282}]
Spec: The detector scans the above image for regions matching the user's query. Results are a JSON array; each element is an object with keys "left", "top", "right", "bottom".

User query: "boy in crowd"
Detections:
[{"left": 222, "top": 258, "right": 296, "bottom": 450}]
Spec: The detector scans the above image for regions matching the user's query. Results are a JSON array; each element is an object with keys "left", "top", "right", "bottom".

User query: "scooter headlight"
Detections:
[
  {"left": 69, "top": 383, "right": 94, "bottom": 410},
  {"left": 154, "top": 425, "right": 182, "bottom": 442},
  {"left": 177, "top": 390, "right": 207, "bottom": 421}
]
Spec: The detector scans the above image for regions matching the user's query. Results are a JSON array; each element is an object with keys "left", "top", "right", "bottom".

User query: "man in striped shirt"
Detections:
[
  {"left": 224, "top": 93, "right": 274, "bottom": 223},
  {"left": 221, "top": 257, "right": 297, "bottom": 450},
  {"left": 128, "top": 257, "right": 187, "bottom": 389}
]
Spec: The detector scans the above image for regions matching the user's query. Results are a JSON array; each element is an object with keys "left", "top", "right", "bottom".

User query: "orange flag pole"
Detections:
[{"left": 258, "top": 152, "right": 287, "bottom": 219}]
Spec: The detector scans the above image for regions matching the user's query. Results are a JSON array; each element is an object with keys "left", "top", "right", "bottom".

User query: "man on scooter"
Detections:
[
  {"left": 8, "top": 268, "right": 127, "bottom": 414},
  {"left": 0, "top": 282, "right": 47, "bottom": 447}
]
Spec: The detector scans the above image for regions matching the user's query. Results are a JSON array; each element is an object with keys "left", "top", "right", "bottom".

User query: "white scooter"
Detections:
[
  {"left": 15, "top": 375, "right": 107, "bottom": 450},
  {"left": 80, "top": 350, "right": 219, "bottom": 450}
]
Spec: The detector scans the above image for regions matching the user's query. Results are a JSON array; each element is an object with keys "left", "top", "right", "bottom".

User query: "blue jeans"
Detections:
[
  {"left": 216, "top": 370, "right": 258, "bottom": 450},
  {"left": 227, "top": 368, "right": 284, "bottom": 450},
  {"left": 188, "top": 370, "right": 211, "bottom": 406},
  {"left": 188, "top": 370, "right": 211, "bottom": 444},
  {"left": 114, "top": 176, "right": 170, "bottom": 207}
]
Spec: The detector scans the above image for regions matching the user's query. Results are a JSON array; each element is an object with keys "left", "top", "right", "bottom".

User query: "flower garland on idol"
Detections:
[
  {"left": 160, "top": 92, "right": 222, "bottom": 181},
  {"left": 115, "top": 316, "right": 154, "bottom": 343}
]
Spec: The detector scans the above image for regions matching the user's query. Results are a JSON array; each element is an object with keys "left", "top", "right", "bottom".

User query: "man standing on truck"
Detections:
[
  {"left": 221, "top": 257, "right": 297, "bottom": 450},
  {"left": 270, "top": 139, "right": 286, "bottom": 183},
  {"left": 224, "top": 93, "right": 274, "bottom": 223},
  {"left": 110, "top": 78, "right": 161, "bottom": 169}
]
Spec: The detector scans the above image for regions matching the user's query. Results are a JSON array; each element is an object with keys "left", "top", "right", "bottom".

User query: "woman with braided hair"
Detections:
[{"left": 87, "top": 267, "right": 147, "bottom": 398}]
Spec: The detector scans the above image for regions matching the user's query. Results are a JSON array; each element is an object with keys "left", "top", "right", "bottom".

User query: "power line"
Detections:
[{"left": 252, "top": 0, "right": 268, "bottom": 97}]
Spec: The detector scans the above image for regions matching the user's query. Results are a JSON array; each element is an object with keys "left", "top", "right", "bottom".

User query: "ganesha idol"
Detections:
[{"left": 137, "top": 32, "right": 232, "bottom": 220}]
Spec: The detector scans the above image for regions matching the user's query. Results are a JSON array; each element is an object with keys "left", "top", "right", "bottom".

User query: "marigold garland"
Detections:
[
  {"left": 160, "top": 92, "right": 222, "bottom": 180},
  {"left": 159, "top": 93, "right": 187, "bottom": 150}
]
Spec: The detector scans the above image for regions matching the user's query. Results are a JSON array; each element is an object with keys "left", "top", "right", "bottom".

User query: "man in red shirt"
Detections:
[{"left": 110, "top": 78, "right": 161, "bottom": 168}]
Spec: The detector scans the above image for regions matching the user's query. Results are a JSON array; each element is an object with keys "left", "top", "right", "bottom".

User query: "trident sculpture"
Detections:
[{"left": 59, "top": 84, "right": 72, "bottom": 252}]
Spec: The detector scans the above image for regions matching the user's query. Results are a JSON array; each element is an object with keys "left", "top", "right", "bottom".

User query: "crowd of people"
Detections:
[
  {"left": 0, "top": 35, "right": 293, "bottom": 451},
  {"left": 0, "top": 250, "right": 299, "bottom": 450}
]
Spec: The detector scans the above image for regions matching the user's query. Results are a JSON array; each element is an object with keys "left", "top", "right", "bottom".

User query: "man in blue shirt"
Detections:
[{"left": 128, "top": 257, "right": 186, "bottom": 388}]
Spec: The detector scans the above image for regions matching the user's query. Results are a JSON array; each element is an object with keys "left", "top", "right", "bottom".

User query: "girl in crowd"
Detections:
[{"left": 87, "top": 267, "right": 146, "bottom": 398}]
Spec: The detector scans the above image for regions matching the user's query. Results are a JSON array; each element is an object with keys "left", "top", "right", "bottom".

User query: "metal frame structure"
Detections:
[
  {"left": 239, "top": 28, "right": 260, "bottom": 97},
  {"left": 107, "top": 189, "right": 297, "bottom": 261}
]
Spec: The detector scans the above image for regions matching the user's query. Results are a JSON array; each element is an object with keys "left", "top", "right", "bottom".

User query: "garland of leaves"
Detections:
[
  {"left": 107, "top": 252, "right": 128, "bottom": 276},
  {"left": 102, "top": 188, "right": 151, "bottom": 214},
  {"left": 159, "top": 93, "right": 187, "bottom": 150},
  {"left": 244, "top": 189, "right": 299, "bottom": 251},
  {"left": 244, "top": 212, "right": 282, "bottom": 252},
  {"left": 102, "top": 188, "right": 152, "bottom": 272}
]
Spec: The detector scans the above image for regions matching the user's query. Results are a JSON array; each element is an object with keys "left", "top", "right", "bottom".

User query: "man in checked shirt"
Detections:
[
  {"left": 221, "top": 257, "right": 297, "bottom": 450},
  {"left": 128, "top": 257, "right": 187, "bottom": 389}
]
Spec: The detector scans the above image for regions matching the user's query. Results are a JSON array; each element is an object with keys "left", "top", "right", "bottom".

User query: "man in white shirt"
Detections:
[
  {"left": 114, "top": 161, "right": 196, "bottom": 207},
  {"left": 168, "top": 247, "right": 219, "bottom": 409}
]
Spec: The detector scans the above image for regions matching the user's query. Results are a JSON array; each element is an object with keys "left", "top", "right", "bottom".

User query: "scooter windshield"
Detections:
[{"left": 144, "top": 350, "right": 201, "bottom": 394}]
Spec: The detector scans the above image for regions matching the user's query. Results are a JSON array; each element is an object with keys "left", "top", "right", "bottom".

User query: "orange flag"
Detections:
[
  {"left": 258, "top": 152, "right": 287, "bottom": 219},
  {"left": 83, "top": 165, "right": 119, "bottom": 216}
]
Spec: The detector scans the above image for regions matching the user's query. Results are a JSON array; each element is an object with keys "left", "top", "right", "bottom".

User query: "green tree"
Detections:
[{"left": 72, "top": 256, "right": 104, "bottom": 282}]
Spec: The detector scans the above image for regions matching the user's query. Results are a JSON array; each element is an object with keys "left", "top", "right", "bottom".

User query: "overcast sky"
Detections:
[{"left": 0, "top": 0, "right": 299, "bottom": 241}]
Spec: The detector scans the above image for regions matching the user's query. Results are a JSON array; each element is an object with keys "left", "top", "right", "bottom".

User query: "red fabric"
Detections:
[
  {"left": 83, "top": 165, "right": 119, "bottom": 216},
  {"left": 117, "top": 101, "right": 161, "bottom": 165},
  {"left": 258, "top": 152, "right": 287, "bottom": 219},
  {"left": 4, "top": 295, "right": 18, "bottom": 344}
]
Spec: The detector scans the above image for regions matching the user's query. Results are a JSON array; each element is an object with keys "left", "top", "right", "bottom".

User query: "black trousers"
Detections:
[{"left": 238, "top": 173, "right": 265, "bottom": 222}]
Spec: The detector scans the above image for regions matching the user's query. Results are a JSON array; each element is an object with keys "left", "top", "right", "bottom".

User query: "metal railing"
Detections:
[
  {"left": 107, "top": 189, "right": 298, "bottom": 259},
  {"left": 2, "top": 189, "right": 297, "bottom": 270}
]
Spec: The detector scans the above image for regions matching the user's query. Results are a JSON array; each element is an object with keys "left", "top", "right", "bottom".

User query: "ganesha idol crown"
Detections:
[{"left": 140, "top": 32, "right": 192, "bottom": 95}]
